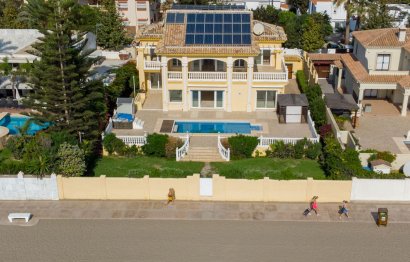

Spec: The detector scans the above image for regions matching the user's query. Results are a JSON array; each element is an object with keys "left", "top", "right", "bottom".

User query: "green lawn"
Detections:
[
  {"left": 93, "top": 156, "right": 204, "bottom": 178},
  {"left": 211, "top": 158, "right": 326, "bottom": 180}
]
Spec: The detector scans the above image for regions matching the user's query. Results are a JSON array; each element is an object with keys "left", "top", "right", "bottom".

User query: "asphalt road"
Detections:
[{"left": 0, "top": 220, "right": 409, "bottom": 262}]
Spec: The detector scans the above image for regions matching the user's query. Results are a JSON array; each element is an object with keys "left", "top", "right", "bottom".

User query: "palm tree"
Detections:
[{"left": 334, "top": 0, "right": 369, "bottom": 44}]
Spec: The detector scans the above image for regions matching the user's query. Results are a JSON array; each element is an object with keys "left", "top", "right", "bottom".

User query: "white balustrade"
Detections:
[
  {"left": 104, "top": 117, "right": 113, "bottom": 135},
  {"left": 258, "top": 136, "right": 319, "bottom": 147},
  {"left": 253, "top": 72, "right": 287, "bottom": 81},
  {"left": 217, "top": 134, "right": 230, "bottom": 161},
  {"left": 232, "top": 72, "right": 247, "bottom": 81},
  {"left": 284, "top": 48, "right": 303, "bottom": 57},
  {"left": 168, "top": 71, "right": 183, "bottom": 80},
  {"left": 307, "top": 110, "right": 320, "bottom": 140},
  {"left": 176, "top": 133, "right": 190, "bottom": 161},
  {"left": 144, "top": 61, "right": 161, "bottom": 70},
  {"left": 116, "top": 135, "right": 147, "bottom": 146},
  {"left": 188, "top": 72, "right": 227, "bottom": 81}
]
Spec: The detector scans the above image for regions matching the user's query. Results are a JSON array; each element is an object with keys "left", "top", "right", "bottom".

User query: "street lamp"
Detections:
[{"left": 78, "top": 131, "right": 85, "bottom": 143}]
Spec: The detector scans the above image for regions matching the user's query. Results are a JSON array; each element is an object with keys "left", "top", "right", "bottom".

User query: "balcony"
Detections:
[
  {"left": 144, "top": 61, "right": 161, "bottom": 70},
  {"left": 188, "top": 72, "right": 227, "bottom": 81}
]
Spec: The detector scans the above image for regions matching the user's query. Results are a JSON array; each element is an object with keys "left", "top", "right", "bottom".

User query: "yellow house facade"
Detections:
[{"left": 135, "top": 5, "right": 290, "bottom": 112}]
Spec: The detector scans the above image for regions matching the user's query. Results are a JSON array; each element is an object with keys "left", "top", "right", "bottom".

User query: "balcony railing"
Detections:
[
  {"left": 188, "top": 72, "right": 227, "bottom": 81},
  {"left": 253, "top": 72, "right": 287, "bottom": 81},
  {"left": 168, "top": 72, "right": 182, "bottom": 80},
  {"left": 232, "top": 72, "right": 247, "bottom": 81},
  {"left": 144, "top": 61, "right": 161, "bottom": 70}
]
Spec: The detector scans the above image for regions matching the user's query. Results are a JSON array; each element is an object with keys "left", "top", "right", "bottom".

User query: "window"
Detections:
[
  {"left": 256, "top": 91, "right": 276, "bottom": 108},
  {"left": 376, "top": 54, "right": 390, "bottom": 71},
  {"left": 172, "top": 59, "right": 182, "bottom": 67},
  {"left": 234, "top": 59, "right": 245, "bottom": 67},
  {"left": 255, "top": 50, "right": 271, "bottom": 65},
  {"left": 169, "top": 90, "right": 182, "bottom": 102}
]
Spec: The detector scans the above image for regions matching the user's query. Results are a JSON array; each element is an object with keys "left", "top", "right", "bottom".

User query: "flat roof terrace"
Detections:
[{"left": 111, "top": 109, "right": 315, "bottom": 139}]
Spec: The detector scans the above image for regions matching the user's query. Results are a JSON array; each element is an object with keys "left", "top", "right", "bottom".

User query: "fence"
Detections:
[
  {"left": 56, "top": 175, "right": 352, "bottom": 202},
  {"left": 0, "top": 172, "right": 59, "bottom": 200},
  {"left": 176, "top": 133, "right": 190, "bottom": 161},
  {"left": 351, "top": 177, "right": 410, "bottom": 201},
  {"left": 217, "top": 134, "right": 230, "bottom": 161}
]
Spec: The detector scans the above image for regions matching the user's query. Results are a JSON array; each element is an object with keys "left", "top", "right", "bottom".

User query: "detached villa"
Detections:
[
  {"left": 105, "top": 5, "right": 319, "bottom": 161},
  {"left": 136, "top": 5, "right": 291, "bottom": 112}
]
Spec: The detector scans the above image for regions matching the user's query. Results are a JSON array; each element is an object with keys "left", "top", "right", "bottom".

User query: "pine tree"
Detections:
[
  {"left": 0, "top": 0, "right": 28, "bottom": 29},
  {"left": 23, "top": 0, "right": 106, "bottom": 143},
  {"left": 96, "top": 0, "right": 131, "bottom": 50}
]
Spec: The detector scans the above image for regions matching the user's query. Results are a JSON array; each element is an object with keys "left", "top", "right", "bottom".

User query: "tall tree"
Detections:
[
  {"left": 23, "top": 0, "right": 106, "bottom": 142},
  {"left": 96, "top": 0, "right": 131, "bottom": 50},
  {"left": 290, "top": 0, "right": 310, "bottom": 14},
  {"left": 253, "top": 6, "right": 280, "bottom": 24},
  {"left": 0, "top": 0, "right": 28, "bottom": 29},
  {"left": 301, "top": 16, "right": 325, "bottom": 52},
  {"left": 335, "top": 0, "right": 370, "bottom": 44},
  {"left": 362, "top": 0, "right": 394, "bottom": 30}
]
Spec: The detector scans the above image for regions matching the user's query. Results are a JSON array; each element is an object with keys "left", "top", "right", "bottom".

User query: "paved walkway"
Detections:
[
  {"left": 318, "top": 79, "right": 335, "bottom": 94},
  {"left": 2, "top": 200, "right": 410, "bottom": 226}
]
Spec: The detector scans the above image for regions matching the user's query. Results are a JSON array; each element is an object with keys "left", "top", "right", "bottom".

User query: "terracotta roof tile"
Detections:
[
  {"left": 307, "top": 53, "right": 342, "bottom": 61},
  {"left": 398, "top": 76, "right": 410, "bottom": 89},
  {"left": 352, "top": 28, "right": 410, "bottom": 48}
]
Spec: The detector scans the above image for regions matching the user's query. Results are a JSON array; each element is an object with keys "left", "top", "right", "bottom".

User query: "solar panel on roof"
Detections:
[
  {"left": 166, "top": 12, "right": 185, "bottom": 24},
  {"left": 166, "top": 13, "right": 175, "bottom": 23},
  {"left": 184, "top": 12, "right": 251, "bottom": 45},
  {"left": 172, "top": 4, "right": 245, "bottom": 10}
]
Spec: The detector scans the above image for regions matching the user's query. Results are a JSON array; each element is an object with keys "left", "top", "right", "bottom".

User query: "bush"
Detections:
[
  {"left": 296, "top": 70, "right": 308, "bottom": 92},
  {"left": 6, "top": 136, "right": 26, "bottom": 159},
  {"left": 227, "top": 135, "right": 259, "bottom": 159},
  {"left": 56, "top": 143, "right": 86, "bottom": 177},
  {"left": 309, "top": 96, "right": 327, "bottom": 127},
  {"left": 267, "top": 138, "right": 322, "bottom": 160},
  {"left": 103, "top": 133, "right": 126, "bottom": 155},
  {"left": 142, "top": 133, "right": 169, "bottom": 157},
  {"left": 268, "top": 140, "right": 295, "bottom": 158},
  {"left": 165, "top": 136, "right": 184, "bottom": 159},
  {"left": 368, "top": 151, "right": 396, "bottom": 163},
  {"left": 305, "top": 141, "right": 322, "bottom": 160}
]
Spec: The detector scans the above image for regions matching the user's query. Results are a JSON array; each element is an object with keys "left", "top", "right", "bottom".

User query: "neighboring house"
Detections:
[
  {"left": 308, "top": 0, "right": 355, "bottom": 31},
  {"left": 306, "top": 27, "right": 410, "bottom": 117},
  {"left": 0, "top": 29, "right": 97, "bottom": 99},
  {"left": 116, "top": 0, "right": 161, "bottom": 35},
  {"left": 135, "top": 5, "right": 297, "bottom": 112},
  {"left": 225, "top": 0, "right": 288, "bottom": 10},
  {"left": 387, "top": 4, "right": 410, "bottom": 28}
]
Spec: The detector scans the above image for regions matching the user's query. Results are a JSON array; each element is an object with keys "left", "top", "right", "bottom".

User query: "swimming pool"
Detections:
[
  {"left": 0, "top": 115, "right": 48, "bottom": 135},
  {"left": 174, "top": 121, "right": 262, "bottom": 134}
]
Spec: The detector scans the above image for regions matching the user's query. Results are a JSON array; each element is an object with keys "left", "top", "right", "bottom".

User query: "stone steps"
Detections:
[{"left": 182, "top": 147, "right": 225, "bottom": 162}]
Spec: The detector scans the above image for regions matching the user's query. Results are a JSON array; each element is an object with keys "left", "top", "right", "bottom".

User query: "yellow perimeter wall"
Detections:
[{"left": 57, "top": 175, "right": 351, "bottom": 202}]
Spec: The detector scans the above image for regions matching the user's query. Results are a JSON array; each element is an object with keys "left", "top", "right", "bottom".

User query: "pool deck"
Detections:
[{"left": 111, "top": 109, "right": 314, "bottom": 138}]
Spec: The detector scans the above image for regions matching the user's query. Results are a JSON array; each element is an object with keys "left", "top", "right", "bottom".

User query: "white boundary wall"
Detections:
[
  {"left": 0, "top": 172, "right": 59, "bottom": 200},
  {"left": 351, "top": 177, "right": 410, "bottom": 201}
]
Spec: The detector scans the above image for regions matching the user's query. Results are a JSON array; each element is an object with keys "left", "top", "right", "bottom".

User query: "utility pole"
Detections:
[{"left": 133, "top": 75, "right": 136, "bottom": 97}]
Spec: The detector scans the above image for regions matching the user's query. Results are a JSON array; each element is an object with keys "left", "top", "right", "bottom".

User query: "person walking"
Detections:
[
  {"left": 304, "top": 196, "right": 319, "bottom": 216},
  {"left": 166, "top": 188, "right": 176, "bottom": 205},
  {"left": 339, "top": 200, "right": 349, "bottom": 219}
]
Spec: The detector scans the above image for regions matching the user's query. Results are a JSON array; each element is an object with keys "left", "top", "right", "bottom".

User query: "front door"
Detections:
[{"left": 286, "top": 64, "right": 293, "bottom": 79}]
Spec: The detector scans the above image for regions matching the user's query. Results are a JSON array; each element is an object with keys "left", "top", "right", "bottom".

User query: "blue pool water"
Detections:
[
  {"left": 175, "top": 121, "right": 262, "bottom": 134},
  {"left": 116, "top": 113, "right": 134, "bottom": 122},
  {"left": 0, "top": 115, "right": 48, "bottom": 135}
]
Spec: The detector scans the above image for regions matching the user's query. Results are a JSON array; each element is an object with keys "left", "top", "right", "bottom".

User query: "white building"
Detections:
[
  {"left": 116, "top": 0, "right": 161, "bottom": 35},
  {"left": 388, "top": 4, "right": 410, "bottom": 28},
  {"left": 224, "top": 0, "right": 288, "bottom": 10},
  {"left": 308, "top": 0, "right": 351, "bottom": 30}
]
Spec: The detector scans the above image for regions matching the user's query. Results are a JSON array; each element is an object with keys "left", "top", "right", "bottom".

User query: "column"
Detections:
[
  {"left": 161, "top": 56, "right": 168, "bottom": 112},
  {"left": 137, "top": 47, "right": 146, "bottom": 91},
  {"left": 182, "top": 57, "right": 188, "bottom": 111},
  {"left": 358, "top": 88, "right": 364, "bottom": 115},
  {"left": 246, "top": 57, "right": 254, "bottom": 112},
  {"left": 402, "top": 93, "right": 409, "bottom": 117},
  {"left": 275, "top": 49, "right": 282, "bottom": 70},
  {"left": 337, "top": 68, "right": 343, "bottom": 91},
  {"left": 227, "top": 57, "right": 233, "bottom": 112}
]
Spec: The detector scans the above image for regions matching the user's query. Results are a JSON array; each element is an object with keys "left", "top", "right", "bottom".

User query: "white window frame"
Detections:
[
  {"left": 234, "top": 59, "right": 245, "bottom": 67},
  {"left": 191, "top": 90, "right": 224, "bottom": 109},
  {"left": 169, "top": 90, "right": 182, "bottom": 102},
  {"left": 256, "top": 90, "right": 277, "bottom": 109},
  {"left": 172, "top": 59, "right": 182, "bottom": 67},
  {"left": 376, "top": 54, "right": 390, "bottom": 71}
]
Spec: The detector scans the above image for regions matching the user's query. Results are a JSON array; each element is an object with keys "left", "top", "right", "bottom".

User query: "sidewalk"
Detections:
[{"left": 1, "top": 200, "right": 410, "bottom": 226}]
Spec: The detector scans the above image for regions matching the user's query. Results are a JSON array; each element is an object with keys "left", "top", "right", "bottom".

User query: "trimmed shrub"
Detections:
[
  {"left": 142, "top": 133, "right": 169, "bottom": 157},
  {"left": 56, "top": 143, "right": 86, "bottom": 177},
  {"left": 305, "top": 140, "right": 322, "bottom": 160},
  {"left": 103, "top": 133, "right": 126, "bottom": 155},
  {"left": 296, "top": 70, "right": 308, "bottom": 92},
  {"left": 294, "top": 139, "right": 307, "bottom": 159},
  {"left": 268, "top": 140, "right": 295, "bottom": 159},
  {"left": 227, "top": 135, "right": 259, "bottom": 159},
  {"left": 165, "top": 136, "right": 184, "bottom": 159},
  {"left": 368, "top": 151, "right": 396, "bottom": 163}
]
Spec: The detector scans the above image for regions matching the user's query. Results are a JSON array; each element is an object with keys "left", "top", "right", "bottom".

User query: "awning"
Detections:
[
  {"left": 277, "top": 94, "right": 309, "bottom": 107},
  {"left": 325, "top": 93, "right": 359, "bottom": 111}
]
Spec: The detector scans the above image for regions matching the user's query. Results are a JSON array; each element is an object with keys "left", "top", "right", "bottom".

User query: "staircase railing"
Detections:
[
  {"left": 217, "top": 133, "right": 230, "bottom": 161},
  {"left": 176, "top": 133, "right": 190, "bottom": 161}
]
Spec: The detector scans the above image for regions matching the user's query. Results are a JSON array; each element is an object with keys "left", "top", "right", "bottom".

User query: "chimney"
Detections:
[{"left": 399, "top": 25, "right": 406, "bottom": 42}]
